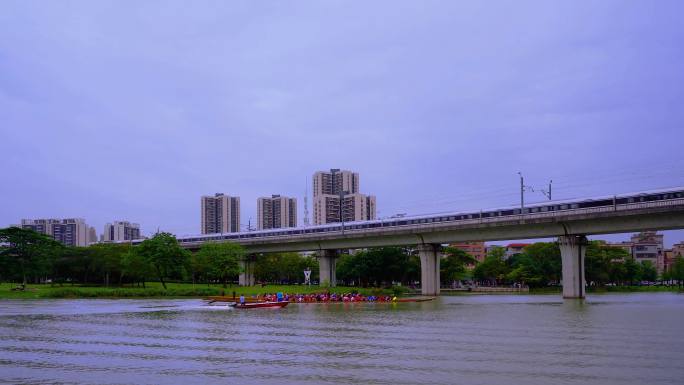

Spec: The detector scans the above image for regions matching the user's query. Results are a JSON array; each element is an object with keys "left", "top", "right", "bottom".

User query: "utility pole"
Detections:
[
  {"left": 518, "top": 172, "right": 524, "bottom": 214},
  {"left": 541, "top": 180, "right": 553, "bottom": 201},
  {"left": 517, "top": 172, "right": 534, "bottom": 216}
]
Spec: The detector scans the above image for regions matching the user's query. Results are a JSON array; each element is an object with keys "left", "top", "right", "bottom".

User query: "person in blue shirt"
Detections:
[
  {"left": 276, "top": 292, "right": 284, "bottom": 302},
  {"left": 239, "top": 295, "right": 245, "bottom": 305}
]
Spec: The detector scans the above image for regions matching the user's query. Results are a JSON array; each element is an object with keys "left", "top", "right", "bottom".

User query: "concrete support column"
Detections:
[
  {"left": 559, "top": 235, "right": 587, "bottom": 299},
  {"left": 239, "top": 256, "right": 256, "bottom": 286},
  {"left": 318, "top": 250, "right": 338, "bottom": 287},
  {"left": 418, "top": 244, "right": 441, "bottom": 296}
]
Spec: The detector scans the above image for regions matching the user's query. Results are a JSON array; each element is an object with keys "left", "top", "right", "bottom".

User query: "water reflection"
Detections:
[{"left": 1, "top": 294, "right": 683, "bottom": 385}]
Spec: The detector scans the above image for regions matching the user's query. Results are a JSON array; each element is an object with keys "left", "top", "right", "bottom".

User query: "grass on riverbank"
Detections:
[{"left": 0, "top": 282, "right": 398, "bottom": 300}]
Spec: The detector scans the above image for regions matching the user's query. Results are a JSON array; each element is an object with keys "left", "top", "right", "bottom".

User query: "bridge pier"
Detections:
[
  {"left": 559, "top": 235, "right": 587, "bottom": 299},
  {"left": 418, "top": 244, "right": 441, "bottom": 296},
  {"left": 239, "top": 256, "right": 256, "bottom": 286},
  {"left": 318, "top": 250, "right": 338, "bottom": 287}
]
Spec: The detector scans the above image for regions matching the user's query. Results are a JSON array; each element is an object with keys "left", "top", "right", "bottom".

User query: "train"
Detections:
[{"left": 133, "top": 186, "right": 684, "bottom": 245}]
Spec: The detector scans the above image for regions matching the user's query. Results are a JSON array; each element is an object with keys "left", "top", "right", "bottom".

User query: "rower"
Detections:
[{"left": 239, "top": 295, "right": 245, "bottom": 305}]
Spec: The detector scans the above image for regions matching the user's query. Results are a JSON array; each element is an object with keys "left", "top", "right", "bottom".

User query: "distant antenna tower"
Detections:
[{"left": 303, "top": 177, "right": 310, "bottom": 226}]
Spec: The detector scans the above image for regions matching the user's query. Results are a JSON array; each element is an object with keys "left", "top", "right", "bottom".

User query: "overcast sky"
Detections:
[{"left": 2, "top": 1, "right": 683, "bottom": 246}]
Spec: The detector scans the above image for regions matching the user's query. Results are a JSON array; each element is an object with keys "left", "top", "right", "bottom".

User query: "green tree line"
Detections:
[
  {"left": 0, "top": 227, "right": 319, "bottom": 288},
  {"left": 3, "top": 227, "right": 684, "bottom": 289},
  {"left": 473, "top": 241, "right": 684, "bottom": 287}
]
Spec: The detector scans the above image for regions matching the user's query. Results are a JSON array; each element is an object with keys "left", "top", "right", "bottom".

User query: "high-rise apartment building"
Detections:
[
  {"left": 312, "top": 169, "right": 376, "bottom": 225},
  {"left": 21, "top": 218, "right": 89, "bottom": 247},
  {"left": 88, "top": 226, "right": 98, "bottom": 245},
  {"left": 201, "top": 193, "right": 240, "bottom": 234},
  {"left": 313, "top": 169, "right": 359, "bottom": 196},
  {"left": 257, "top": 195, "right": 297, "bottom": 230},
  {"left": 103, "top": 221, "right": 141, "bottom": 242}
]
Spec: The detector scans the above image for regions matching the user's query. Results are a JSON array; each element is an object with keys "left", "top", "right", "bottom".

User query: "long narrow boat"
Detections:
[
  {"left": 234, "top": 301, "right": 289, "bottom": 309},
  {"left": 395, "top": 297, "right": 436, "bottom": 303}
]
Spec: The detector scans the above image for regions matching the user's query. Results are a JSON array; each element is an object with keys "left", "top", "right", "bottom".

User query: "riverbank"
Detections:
[
  {"left": 0, "top": 283, "right": 398, "bottom": 300},
  {"left": 2, "top": 283, "right": 680, "bottom": 299}
]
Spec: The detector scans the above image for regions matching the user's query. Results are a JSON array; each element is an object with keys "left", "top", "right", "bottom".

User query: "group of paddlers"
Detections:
[{"left": 253, "top": 292, "right": 397, "bottom": 303}]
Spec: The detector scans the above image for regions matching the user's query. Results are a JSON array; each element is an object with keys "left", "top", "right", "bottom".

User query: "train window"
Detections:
[{"left": 571, "top": 204, "right": 579, "bottom": 209}]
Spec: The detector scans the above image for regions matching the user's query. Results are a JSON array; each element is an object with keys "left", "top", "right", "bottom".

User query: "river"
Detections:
[{"left": 1, "top": 293, "right": 683, "bottom": 384}]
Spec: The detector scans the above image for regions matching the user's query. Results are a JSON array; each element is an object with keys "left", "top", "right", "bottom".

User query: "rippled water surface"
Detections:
[{"left": 1, "top": 293, "right": 683, "bottom": 385}]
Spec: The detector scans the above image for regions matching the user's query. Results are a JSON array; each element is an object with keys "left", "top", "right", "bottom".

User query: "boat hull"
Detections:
[{"left": 235, "top": 301, "right": 289, "bottom": 309}]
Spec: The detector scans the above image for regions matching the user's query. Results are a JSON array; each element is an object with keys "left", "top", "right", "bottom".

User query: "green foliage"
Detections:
[
  {"left": 517, "top": 242, "right": 561, "bottom": 286},
  {"left": 670, "top": 256, "right": 684, "bottom": 284},
  {"left": 197, "top": 242, "right": 245, "bottom": 287},
  {"left": 640, "top": 260, "right": 657, "bottom": 282},
  {"left": 336, "top": 247, "right": 418, "bottom": 287},
  {"left": 255, "top": 252, "right": 318, "bottom": 284},
  {"left": 0, "top": 227, "right": 63, "bottom": 284},
  {"left": 440, "top": 247, "right": 476, "bottom": 283},
  {"left": 623, "top": 257, "right": 641, "bottom": 285},
  {"left": 131, "top": 232, "right": 190, "bottom": 289},
  {"left": 121, "top": 247, "right": 154, "bottom": 287},
  {"left": 473, "top": 247, "right": 509, "bottom": 284}
]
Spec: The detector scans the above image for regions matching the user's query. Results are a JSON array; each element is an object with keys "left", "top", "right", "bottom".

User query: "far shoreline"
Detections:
[{"left": 1, "top": 282, "right": 681, "bottom": 300}]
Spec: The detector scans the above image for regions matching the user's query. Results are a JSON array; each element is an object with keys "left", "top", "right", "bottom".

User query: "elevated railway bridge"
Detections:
[{"left": 137, "top": 187, "right": 684, "bottom": 298}]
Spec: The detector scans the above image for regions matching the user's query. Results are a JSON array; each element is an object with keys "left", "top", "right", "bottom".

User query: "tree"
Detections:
[
  {"left": 473, "top": 247, "right": 509, "bottom": 285},
  {"left": 335, "top": 247, "right": 416, "bottom": 287},
  {"left": 89, "top": 243, "right": 129, "bottom": 286},
  {"left": 254, "top": 252, "right": 320, "bottom": 284},
  {"left": 440, "top": 247, "right": 476, "bottom": 284},
  {"left": 197, "top": 242, "right": 244, "bottom": 288},
  {"left": 640, "top": 260, "right": 657, "bottom": 282},
  {"left": 624, "top": 257, "right": 641, "bottom": 285},
  {"left": 0, "top": 227, "right": 63, "bottom": 285},
  {"left": 189, "top": 250, "right": 211, "bottom": 285},
  {"left": 585, "top": 242, "right": 631, "bottom": 286},
  {"left": 121, "top": 248, "right": 154, "bottom": 287},
  {"left": 608, "top": 260, "right": 627, "bottom": 285},
  {"left": 671, "top": 256, "right": 684, "bottom": 288},
  {"left": 131, "top": 232, "right": 189, "bottom": 289}
]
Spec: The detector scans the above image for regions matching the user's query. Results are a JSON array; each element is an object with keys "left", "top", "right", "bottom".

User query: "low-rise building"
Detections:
[
  {"left": 630, "top": 231, "right": 664, "bottom": 273},
  {"left": 505, "top": 243, "right": 531, "bottom": 259},
  {"left": 450, "top": 241, "right": 486, "bottom": 263}
]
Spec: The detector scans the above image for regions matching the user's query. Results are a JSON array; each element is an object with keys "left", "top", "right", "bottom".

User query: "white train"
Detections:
[{"left": 133, "top": 186, "right": 684, "bottom": 245}]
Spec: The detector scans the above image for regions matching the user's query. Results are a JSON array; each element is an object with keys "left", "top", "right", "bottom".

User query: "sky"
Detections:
[{"left": 1, "top": 1, "right": 683, "bottom": 246}]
